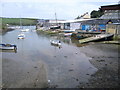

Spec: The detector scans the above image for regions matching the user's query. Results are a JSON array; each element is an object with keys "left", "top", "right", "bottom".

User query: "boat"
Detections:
[
  {"left": 78, "top": 31, "right": 101, "bottom": 34},
  {"left": 71, "top": 33, "right": 89, "bottom": 40},
  {"left": 0, "top": 44, "right": 17, "bottom": 50},
  {"left": 64, "top": 33, "right": 73, "bottom": 36},
  {"left": 49, "top": 12, "right": 61, "bottom": 30},
  {"left": 79, "top": 34, "right": 114, "bottom": 44},
  {"left": 18, "top": 33, "right": 25, "bottom": 39},
  {"left": 62, "top": 29, "right": 76, "bottom": 33},
  {"left": 49, "top": 25, "right": 61, "bottom": 29},
  {"left": 21, "top": 29, "right": 29, "bottom": 32},
  {"left": 7, "top": 26, "right": 21, "bottom": 30},
  {"left": 50, "top": 40, "right": 61, "bottom": 46}
]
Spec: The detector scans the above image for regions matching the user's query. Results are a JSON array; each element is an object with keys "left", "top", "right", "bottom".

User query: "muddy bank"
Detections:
[
  {"left": 0, "top": 28, "right": 15, "bottom": 35},
  {"left": 2, "top": 58, "right": 48, "bottom": 88},
  {"left": 77, "top": 43, "right": 119, "bottom": 88}
]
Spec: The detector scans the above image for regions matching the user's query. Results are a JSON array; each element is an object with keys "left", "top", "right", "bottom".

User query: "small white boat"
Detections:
[
  {"left": 7, "top": 26, "right": 20, "bottom": 30},
  {"left": 50, "top": 40, "right": 61, "bottom": 46},
  {"left": 0, "top": 44, "right": 17, "bottom": 50},
  {"left": 21, "top": 29, "right": 29, "bottom": 32},
  {"left": 64, "top": 33, "right": 73, "bottom": 36},
  {"left": 18, "top": 33, "right": 25, "bottom": 39},
  {"left": 62, "top": 29, "right": 76, "bottom": 33}
]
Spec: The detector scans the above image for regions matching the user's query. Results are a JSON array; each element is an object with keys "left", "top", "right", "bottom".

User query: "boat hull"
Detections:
[
  {"left": 50, "top": 26, "right": 60, "bottom": 29},
  {"left": 0, "top": 44, "right": 17, "bottom": 50},
  {"left": 21, "top": 29, "right": 29, "bottom": 32},
  {"left": 18, "top": 37, "right": 25, "bottom": 39},
  {"left": 62, "top": 29, "right": 76, "bottom": 33},
  {"left": 51, "top": 42, "right": 61, "bottom": 46},
  {"left": 79, "top": 34, "right": 114, "bottom": 44},
  {"left": 91, "top": 34, "right": 114, "bottom": 42},
  {"left": 50, "top": 40, "right": 61, "bottom": 46},
  {"left": 0, "top": 47, "right": 15, "bottom": 50},
  {"left": 64, "top": 33, "right": 72, "bottom": 36},
  {"left": 18, "top": 34, "right": 25, "bottom": 39}
]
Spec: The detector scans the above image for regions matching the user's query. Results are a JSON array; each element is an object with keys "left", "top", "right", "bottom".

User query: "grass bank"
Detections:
[{"left": 0, "top": 17, "right": 38, "bottom": 32}]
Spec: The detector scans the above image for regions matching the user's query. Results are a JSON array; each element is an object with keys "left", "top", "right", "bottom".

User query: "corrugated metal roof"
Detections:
[
  {"left": 57, "top": 18, "right": 96, "bottom": 23},
  {"left": 81, "top": 19, "right": 120, "bottom": 25}
]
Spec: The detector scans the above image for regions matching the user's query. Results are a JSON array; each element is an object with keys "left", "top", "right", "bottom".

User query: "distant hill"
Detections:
[
  {"left": 1, "top": 17, "right": 38, "bottom": 26},
  {"left": 0, "top": 17, "right": 38, "bottom": 31}
]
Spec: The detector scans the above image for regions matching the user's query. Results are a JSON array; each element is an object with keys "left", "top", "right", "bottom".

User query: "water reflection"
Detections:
[
  {"left": 0, "top": 49, "right": 17, "bottom": 53},
  {"left": 50, "top": 43, "right": 62, "bottom": 49},
  {"left": 0, "top": 28, "right": 17, "bottom": 35},
  {"left": 36, "top": 30, "right": 87, "bottom": 47}
]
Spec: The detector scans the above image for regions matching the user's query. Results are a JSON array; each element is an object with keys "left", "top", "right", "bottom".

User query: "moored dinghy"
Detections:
[
  {"left": 21, "top": 29, "right": 29, "bottom": 32},
  {"left": 0, "top": 44, "right": 17, "bottom": 50},
  {"left": 50, "top": 40, "right": 61, "bottom": 46},
  {"left": 64, "top": 33, "right": 73, "bottom": 37},
  {"left": 62, "top": 29, "right": 76, "bottom": 33},
  {"left": 18, "top": 33, "right": 25, "bottom": 39}
]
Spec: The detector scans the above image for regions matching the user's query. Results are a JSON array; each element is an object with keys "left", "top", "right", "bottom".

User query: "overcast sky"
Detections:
[{"left": 0, "top": 0, "right": 119, "bottom": 20}]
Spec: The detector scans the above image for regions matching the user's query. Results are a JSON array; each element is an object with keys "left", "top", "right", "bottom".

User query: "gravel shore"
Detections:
[{"left": 78, "top": 43, "right": 119, "bottom": 88}]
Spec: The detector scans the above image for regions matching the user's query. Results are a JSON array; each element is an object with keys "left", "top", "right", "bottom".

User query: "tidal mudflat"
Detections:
[{"left": 1, "top": 27, "right": 119, "bottom": 88}]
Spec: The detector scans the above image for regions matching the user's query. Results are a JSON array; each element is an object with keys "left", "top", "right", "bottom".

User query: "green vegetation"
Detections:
[
  {"left": 90, "top": 10, "right": 104, "bottom": 18},
  {"left": 113, "top": 35, "right": 120, "bottom": 40},
  {"left": 37, "top": 29, "right": 60, "bottom": 35},
  {"left": 0, "top": 17, "right": 38, "bottom": 31},
  {"left": 75, "top": 16, "right": 81, "bottom": 19},
  {"left": 1, "top": 17, "right": 38, "bottom": 26}
]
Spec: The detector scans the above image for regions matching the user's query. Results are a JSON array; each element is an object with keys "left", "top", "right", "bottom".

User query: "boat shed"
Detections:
[
  {"left": 80, "top": 19, "right": 120, "bottom": 32},
  {"left": 100, "top": 4, "right": 120, "bottom": 19},
  {"left": 58, "top": 18, "right": 95, "bottom": 30},
  {"left": 78, "top": 3, "right": 120, "bottom": 32}
]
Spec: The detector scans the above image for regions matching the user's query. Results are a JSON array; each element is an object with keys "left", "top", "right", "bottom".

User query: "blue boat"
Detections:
[{"left": 0, "top": 44, "right": 17, "bottom": 50}]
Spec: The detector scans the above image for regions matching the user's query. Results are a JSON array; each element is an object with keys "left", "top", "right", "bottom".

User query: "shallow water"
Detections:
[{"left": 1, "top": 26, "right": 98, "bottom": 88}]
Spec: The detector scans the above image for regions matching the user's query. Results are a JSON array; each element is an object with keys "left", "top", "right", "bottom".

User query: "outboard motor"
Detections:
[
  {"left": 14, "top": 45, "right": 17, "bottom": 50},
  {"left": 59, "top": 41, "right": 61, "bottom": 43}
]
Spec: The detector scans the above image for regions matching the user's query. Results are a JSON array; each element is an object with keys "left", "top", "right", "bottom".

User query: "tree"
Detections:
[{"left": 90, "top": 10, "right": 104, "bottom": 18}]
